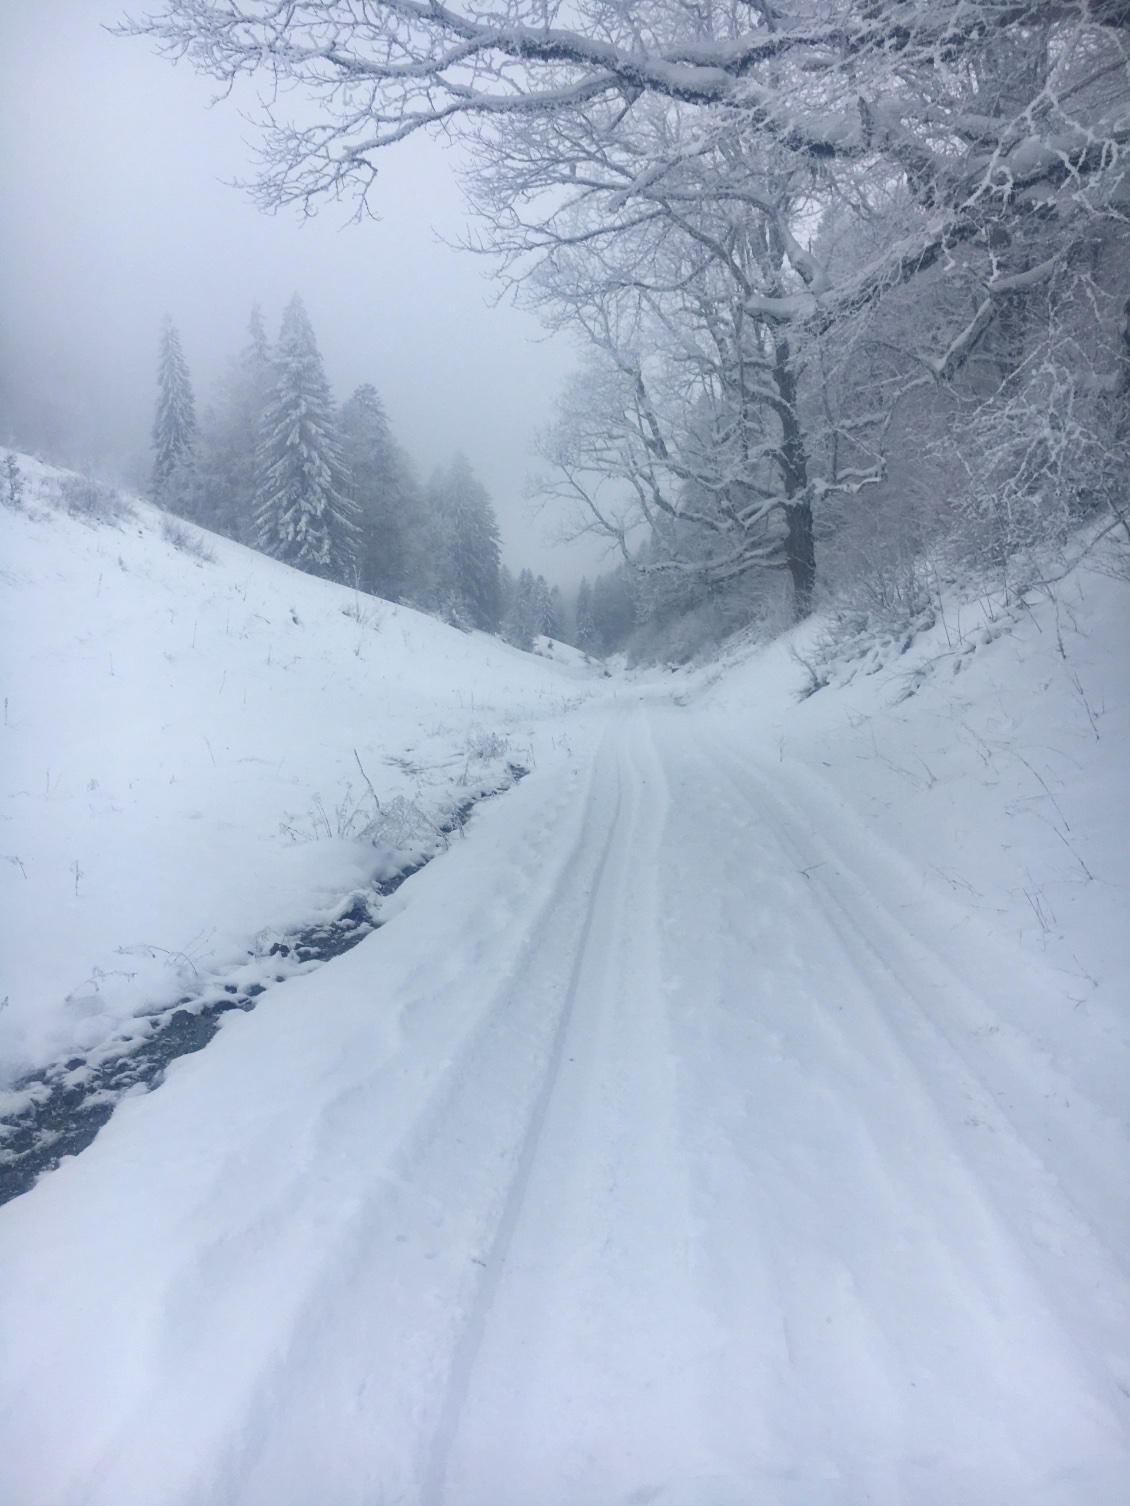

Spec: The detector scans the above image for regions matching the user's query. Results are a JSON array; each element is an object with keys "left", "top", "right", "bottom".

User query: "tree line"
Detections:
[
  {"left": 130, "top": 2, "right": 1130, "bottom": 658},
  {"left": 154, "top": 296, "right": 507, "bottom": 636}
]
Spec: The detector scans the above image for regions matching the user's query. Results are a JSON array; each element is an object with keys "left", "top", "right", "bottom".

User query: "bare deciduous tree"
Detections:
[{"left": 125, "top": 1, "right": 1130, "bottom": 622}]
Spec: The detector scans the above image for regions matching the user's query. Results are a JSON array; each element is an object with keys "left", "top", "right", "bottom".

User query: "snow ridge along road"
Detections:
[{"left": 0, "top": 706, "right": 1126, "bottom": 1505}]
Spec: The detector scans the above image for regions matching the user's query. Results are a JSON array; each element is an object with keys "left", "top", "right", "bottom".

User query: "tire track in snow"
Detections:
[
  {"left": 418, "top": 745, "right": 625, "bottom": 1504},
  {"left": 198, "top": 718, "right": 644, "bottom": 1505},
  {"left": 9, "top": 703, "right": 1124, "bottom": 1505},
  {"left": 649, "top": 715, "right": 948, "bottom": 1496},
  {"left": 435, "top": 708, "right": 720, "bottom": 1505},
  {"left": 7, "top": 729, "right": 626, "bottom": 1506},
  {"left": 727, "top": 748, "right": 1130, "bottom": 1270},
  {"left": 682, "top": 715, "right": 1130, "bottom": 1451}
]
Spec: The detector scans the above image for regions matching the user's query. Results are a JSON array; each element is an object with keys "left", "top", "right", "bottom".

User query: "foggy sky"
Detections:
[{"left": 0, "top": 0, "right": 606, "bottom": 586}]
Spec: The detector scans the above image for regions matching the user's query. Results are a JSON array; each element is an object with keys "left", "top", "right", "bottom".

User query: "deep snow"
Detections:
[
  {"left": 0, "top": 454, "right": 1127, "bottom": 1505},
  {"left": 0, "top": 457, "right": 596, "bottom": 1095}
]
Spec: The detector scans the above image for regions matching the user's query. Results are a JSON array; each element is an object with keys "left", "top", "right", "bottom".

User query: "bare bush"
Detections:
[
  {"left": 280, "top": 786, "right": 446, "bottom": 853},
  {"left": 463, "top": 730, "right": 509, "bottom": 763},
  {"left": 159, "top": 513, "right": 217, "bottom": 564},
  {"left": 819, "top": 482, "right": 940, "bottom": 642},
  {"left": 56, "top": 475, "right": 133, "bottom": 525},
  {"left": 364, "top": 795, "right": 447, "bottom": 852},
  {"left": 279, "top": 784, "right": 380, "bottom": 843},
  {"left": 340, "top": 597, "right": 380, "bottom": 630}
]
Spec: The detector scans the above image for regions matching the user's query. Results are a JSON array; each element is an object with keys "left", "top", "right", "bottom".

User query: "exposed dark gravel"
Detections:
[{"left": 0, "top": 765, "right": 527, "bottom": 1208}]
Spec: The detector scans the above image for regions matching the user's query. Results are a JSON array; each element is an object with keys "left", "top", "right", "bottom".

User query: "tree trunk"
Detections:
[
  {"left": 785, "top": 500, "right": 816, "bottom": 620},
  {"left": 773, "top": 339, "right": 816, "bottom": 620}
]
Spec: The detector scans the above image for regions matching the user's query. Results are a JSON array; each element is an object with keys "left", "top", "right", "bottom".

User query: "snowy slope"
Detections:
[
  {"left": 0, "top": 457, "right": 1126, "bottom": 1505},
  {"left": 0, "top": 455, "right": 600, "bottom": 1085},
  {"left": 695, "top": 560, "right": 1129, "bottom": 1015}
]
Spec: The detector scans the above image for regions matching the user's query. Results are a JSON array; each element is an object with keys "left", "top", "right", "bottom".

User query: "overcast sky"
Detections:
[{"left": 0, "top": 0, "right": 605, "bottom": 584}]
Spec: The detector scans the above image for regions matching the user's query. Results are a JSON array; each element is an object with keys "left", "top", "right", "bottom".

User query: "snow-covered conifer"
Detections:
[
  {"left": 339, "top": 383, "right": 416, "bottom": 601},
  {"left": 254, "top": 296, "right": 359, "bottom": 581},
  {"left": 214, "top": 305, "right": 274, "bottom": 539},
  {"left": 533, "top": 575, "right": 556, "bottom": 638},
  {"left": 427, "top": 454, "right": 502, "bottom": 630},
  {"left": 574, "top": 578, "right": 595, "bottom": 650},
  {"left": 548, "top": 585, "right": 564, "bottom": 641},
  {"left": 503, "top": 567, "right": 538, "bottom": 650},
  {"left": 233, "top": 304, "right": 272, "bottom": 461},
  {"left": 152, "top": 317, "right": 197, "bottom": 496},
  {"left": 176, "top": 306, "right": 274, "bottom": 538}
]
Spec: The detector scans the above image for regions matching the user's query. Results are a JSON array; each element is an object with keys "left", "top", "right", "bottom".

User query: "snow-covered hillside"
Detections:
[
  {"left": 0, "top": 456, "right": 599, "bottom": 1089},
  {"left": 0, "top": 453, "right": 1126, "bottom": 1505}
]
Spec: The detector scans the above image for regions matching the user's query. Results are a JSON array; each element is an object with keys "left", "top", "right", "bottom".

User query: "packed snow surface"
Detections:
[{"left": 1, "top": 457, "right": 1127, "bottom": 1504}]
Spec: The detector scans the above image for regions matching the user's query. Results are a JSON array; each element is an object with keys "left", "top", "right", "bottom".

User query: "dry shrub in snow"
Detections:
[
  {"left": 2, "top": 455, "right": 24, "bottom": 511},
  {"left": 340, "top": 597, "right": 381, "bottom": 630},
  {"left": 280, "top": 787, "right": 446, "bottom": 854},
  {"left": 463, "top": 730, "right": 508, "bottom": 763},
  {"left": 279, "top": 784, "right": 382, "bottom": 844},
  {"left": 159, "top": 513, "right": 217, "bottom": 564},
  {"left": 818, "top": 480, "right": 941, "bottom": 644},
  {"left": 56, "top": 475, "right": 133, "bottom": 526}
]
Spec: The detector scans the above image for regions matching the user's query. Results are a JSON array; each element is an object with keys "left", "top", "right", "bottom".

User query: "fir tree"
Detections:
[
  {"left": 243, "top": 302, "right": 270, "bottom": 372},
  {"left": 183, "top": 306, "right": 273, "bottom": 539},
  {"left": 339, "top": 383, "right": 414, "bottom": 601},
  {"left": 254, "top": 296, "right": 359, "bottom": 580},
  {"left": 504, "top": 567, "right": 538, "bottom": 650},
  {"left": 532, "top": 574, "right": 555, "bottom": 638},
  {"left": 497, "top": 564, "right": 518, "bottom": 622},
  {"left": 223, "top": 305, "right": 273, "bottom": 539},
  {"left": 505, "top": 571, "right": 558, "bottom": 644},
  {"left": 548, "top": 585, "right": 564, "bottom": 641},
  {"left": 574, "top": 577, "right": 596, "bottom": 650},
  {"left": 152, "top": 317, "right": 197, "bottom": 497},
  {"left": 427, "top": 454, "right": 502, "bottom": 630}
]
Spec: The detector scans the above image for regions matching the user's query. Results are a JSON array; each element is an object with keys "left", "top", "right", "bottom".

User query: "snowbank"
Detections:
[{"left": 697, "top": 554, "right": 1129, "bottom": 1017}]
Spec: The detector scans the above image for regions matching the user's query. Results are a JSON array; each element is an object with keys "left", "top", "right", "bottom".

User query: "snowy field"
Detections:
[{"left": 0, "top": 454, "right": 1127, "bottom": 1504}]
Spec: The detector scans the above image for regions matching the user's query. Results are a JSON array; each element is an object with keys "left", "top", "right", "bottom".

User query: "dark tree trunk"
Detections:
[
  {"left": 773, "top": 339, "right": 816, "bottom": 620},
  {"left": 785, "top": 500, "right": 816, "bottom": 620}
]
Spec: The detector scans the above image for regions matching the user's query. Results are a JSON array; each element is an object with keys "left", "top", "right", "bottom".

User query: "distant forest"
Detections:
[{"left": 149, "top": 295, "right": 637, "bottom": 655}]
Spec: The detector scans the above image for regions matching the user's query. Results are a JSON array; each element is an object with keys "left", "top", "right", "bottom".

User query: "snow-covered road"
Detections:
[{"left": 0, "top": 704, "right": 1126, "bottom": 1505}]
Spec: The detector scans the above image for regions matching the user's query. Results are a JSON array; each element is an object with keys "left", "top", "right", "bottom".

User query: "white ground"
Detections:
[{"left": 1, "top": 456, "right": 1127, "bottom": 1504}]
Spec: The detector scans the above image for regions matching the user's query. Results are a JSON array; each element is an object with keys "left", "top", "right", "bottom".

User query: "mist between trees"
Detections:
[
  {"left": 151, "top": 295, "right": 588, "bottom": 651},
  {"left": 131, "top": 3, "right": 1130, "bottom": 664}
]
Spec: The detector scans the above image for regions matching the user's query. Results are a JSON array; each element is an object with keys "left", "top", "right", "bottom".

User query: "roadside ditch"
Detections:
[{"left": 0, "top": 765, "right": 528, "bottom": 1207}]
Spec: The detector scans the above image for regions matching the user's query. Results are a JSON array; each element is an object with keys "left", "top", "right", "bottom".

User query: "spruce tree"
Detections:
[
  {"left": 427, "top": 454, "right": 502, "bottom": 631},
  {"left": 339, "top": 383, "right": 413, "bottom": 601},
  {"left": 504, "top": 567, "right": 539, "bottom": 649},
  {"left": 254, "top": 296, "right": 359, "bottom": 581},
  {"left": 242, "top": 302, "right": 270, "bottom": 376},
  {"left": 188, "top": 306, "right": 273, "bottom": 540},
  {"left": 548, "top": 585, "right": 564, "bottom": 641},
  {"left": 574, "top": 577, "right": 596, "bottom": 650},
  {"left": 533, "top": 574, "right": 556, "bottom": 637},
  {"left": 152, "top": 317, "right": 197, "bottom": 497},
  {"left": 224, "top": 305, "right": 273, "bottom": 539},
  {"left": 497, "top": 565, "right": 518, "bottom": 625}
]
